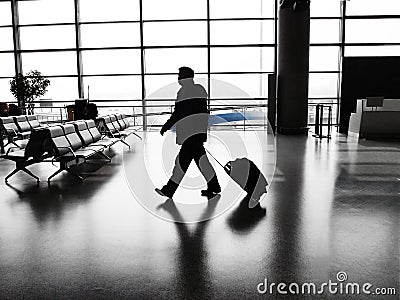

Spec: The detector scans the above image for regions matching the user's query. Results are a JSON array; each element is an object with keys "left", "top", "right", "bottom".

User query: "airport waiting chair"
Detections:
[
  {"left": 0, "top": 116, "right": 29, "bottom": 149},
  {"left": 47, "top": 124, "right": 110, "bottom": 182},
  {"left": 1, "top": 128, "right": 53, "bottom": 183}
]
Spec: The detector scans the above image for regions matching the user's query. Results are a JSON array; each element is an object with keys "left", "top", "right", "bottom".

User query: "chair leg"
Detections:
[
  {"left": 21, "top": 167, "right": 40, "bottom": 183},
  {"left": 5, "top": 168, "right": 21, "bottom": 183},
  {"left": 120, "top": 139, "right": 131, "bottom": 149},
  {"left": 66, "top": 168, "right": 84, "bottom": 182},
  {"left": 47, "top": 168, "right": 63, "bottom": 182},
  {"left": 132, "top": 132, "right": 142, "bottom": 140},
  {"left": 97, "top": 151, "right": 111, "bottom": 162},
  {"left": 4, "top": 141, "right": 20, "bottom": 148}
]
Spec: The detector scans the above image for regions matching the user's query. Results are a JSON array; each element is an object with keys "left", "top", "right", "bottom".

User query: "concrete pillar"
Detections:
[{"left": 277, "top": 0, "right": 310, "bottom": 135}]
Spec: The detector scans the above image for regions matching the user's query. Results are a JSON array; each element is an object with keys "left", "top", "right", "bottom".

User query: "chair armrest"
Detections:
[{"left": 6, "top": 128, "right": 18, "bottom": 135}]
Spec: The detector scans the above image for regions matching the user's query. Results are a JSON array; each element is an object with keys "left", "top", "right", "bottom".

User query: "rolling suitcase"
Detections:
[{"left": 206, "top": 150, "right": 268, "bottom": 208}]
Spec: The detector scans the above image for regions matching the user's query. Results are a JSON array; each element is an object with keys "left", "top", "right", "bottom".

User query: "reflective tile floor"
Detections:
[{"left": 0, "top": 132, "right": 399, "bottom": 299}]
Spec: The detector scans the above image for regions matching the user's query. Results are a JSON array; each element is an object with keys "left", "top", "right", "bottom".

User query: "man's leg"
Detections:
[
  {"left": 159, "top": 142, "right": 194, "bottom": 197},
  {"left": 193, "top": 143, "right": 221, "bottom": 194}
]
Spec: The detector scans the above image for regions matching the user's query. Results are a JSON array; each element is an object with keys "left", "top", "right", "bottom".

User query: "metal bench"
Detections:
[{"left": 1, "top": 128, "right": 53, "bottom": 183}]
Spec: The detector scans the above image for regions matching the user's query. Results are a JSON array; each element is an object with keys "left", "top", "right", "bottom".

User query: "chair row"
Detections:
[
  {"left": 0, "top": 115, "right": 45, "bottom": 152},
  {"left": 98, "top": 114, "right": 142, "bottom": 145},
  {"left": 2, "top": 119, "right": 132, "bottom": 183}
]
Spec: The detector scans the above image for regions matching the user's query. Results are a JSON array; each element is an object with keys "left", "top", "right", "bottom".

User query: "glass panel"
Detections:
[
  {"left": 210, "top": 0, "right": 274, "bottom": 18},
  {"left": 210, "top": 20, "right": 275, "bottom": 45},
  {"left": 80, "top": 0, "right": 140, "bottom": 22},
  {"left": 346, "top": 19, "right": 400, "bottom": 43},
  {"left": 0, "top": 53, "right": 15, "bottom": 77},
  {"left": 20, "top": 25, "right": 76, "bottom": 50},
  {"left": 145, "top": 75, "right": 208, "bottom": 100},
  {"left": 0, "top": 27, "right": 13, "bottom": 51},
  {"left": 211, "top": 47, "right": 274, "bottom": 73},
  {"left": 18, "top": 0, "right": 75, "bottom": 25},
  {"left": 144, "top": 48, "right": 207, "bottom": 74},
  {"left": 143, "top": 21, "right": 207, "bottom": 46},
  {"left": 42, "top": 77, "right": 79, "bottom": 103},
  {"left": 310, "top": 0, "right": 341, "bottom": 17},
  {"left": 345, "top": 46, "right": 400, "bottom": 57},
  {"left": 0, "top": 78, "right": 15, "bottom": 102},
  {"left": 81, "top": 23, "right": 140, "bottom": 48},
  {"left": 82, "top": 50, "right": 141, "bottom": 75},
  {"left": 0, "top": 2, "right": 12, "bottom": 25},
  {"left": 22, "top": 52, "right": 77, "bottom": 76},
  {"left": 308, "top": 73, "right": 338, "bottom": 98},
  {"left": 143, "top": 0, "right": 207, "bottom": 20},
  {"left": 96, "top": 102, "right": 142, "bottom": 118},
  {"left": 346, "top": 0, "right": 400, "bottom": 16},
  {"left": 83, "top": 76, "right": 142, "bottom": 100},
  {"left": 211, "top": 74, "right": 268, "bottom": 100},
  {"left": 145, "top": 74, "right": 180, "bottom": 100},
  {"left": 310, "top": 20, "right": 340, "bottom": 44},
  {"left": 309, "top": 47, "right": 339, "bottom": 71}
]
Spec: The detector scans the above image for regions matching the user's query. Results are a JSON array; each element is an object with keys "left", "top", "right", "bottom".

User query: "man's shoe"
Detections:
[
  {"left": 201, "top": 188, "right": 221, "bottom": 198},
  {"left": 155, "top": 188, "right": 173, "bottom": 199}
]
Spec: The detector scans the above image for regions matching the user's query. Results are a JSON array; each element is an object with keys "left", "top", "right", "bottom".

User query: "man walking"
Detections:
[{"left": 155, "top": 67, "right": 221, "bottom": 199}]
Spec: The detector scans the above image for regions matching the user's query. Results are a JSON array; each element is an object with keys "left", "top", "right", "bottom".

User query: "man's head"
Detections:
[{"left": 178, "top": 66, "right": 194, "bottom": 86}]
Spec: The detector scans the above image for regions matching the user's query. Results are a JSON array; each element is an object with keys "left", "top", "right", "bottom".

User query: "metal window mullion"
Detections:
[
  {"left": 11, "top": 0, "right": 23, "bottom": 110},
  {"left": 139, "top": 0, "right": 146, "bottom": 129},
  {"left": 337, "top": 0, "right": 346, "bottom": 127},
  {"left": 207, "top": 0, "right": 211, "bottom": 108},
  {"left": 74, "top": 0, "right": 84, "bottom": 99},
  {"left": 11, "top": 0, "right": 22, "bottom": 76}
]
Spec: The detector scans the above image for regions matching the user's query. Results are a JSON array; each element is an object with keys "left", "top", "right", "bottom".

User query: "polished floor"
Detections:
[{"left": 0, "top": 131, "right": 399, "bottom": 299}]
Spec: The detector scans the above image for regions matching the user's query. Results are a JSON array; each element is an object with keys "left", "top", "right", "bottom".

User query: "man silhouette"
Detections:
[{"left": 155, "top": 67, "right": 221, "bottom": 199}]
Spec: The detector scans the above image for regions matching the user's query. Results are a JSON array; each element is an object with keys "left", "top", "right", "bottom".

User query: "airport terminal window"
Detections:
[
  {"left": 0, "top": 79, "right": 14, "bottom": 101},
  {"left": 346, "top": 0, "right": 400, "bottom": 16},
  {"left": 81, "top": 23, "right": 141, "bottom": 48},
  {"left": 210, "top": 0, "right": 274, "bottom": 18},
  {"left": 308, "top": 74, "right": 338, "bottom": 98},
  {"left": 345, "top": 45, "right": 400, "bottom": 57},
  {"left": 310, "top": 0, "right": 340, "bottom": 17},
  {"left": 211, "top": 47, "right": 274, "bottom": 73},
  {"left": 19, "top": 25, "right": 76, "bottom": 50},
  {"left": 4, "top": 0, "right": 400, "bottom": 126},
  {"left": 143, "top": 0, "right": 207, "bottom": 20},
  {"left": 345, "top": 19, "right": 400, "bottom": 43},
  {"left": 0, "top": 1, "right": 12, "bottom": 26},
  {"left": 310, "top": 19, "right": 340, "bottom": 44},
  {"left": 0, "top": 53, "right": 15, "bottom": 77},
  {"left": 82, "top": 76, "right": 142, "bottom": 100},
  {"left": 18, "top": 0, "right": 75, "bottom": 25},
  {"left": 82, "top": 50, "right": 142, "bottom": 75},
  {"left": 79, "top": 0, "right": 140, "bottom": 22},
  {"left": 40, "top": 77, "right": 79, "bottom": 103},
  {"left": 211, "top": 74, "right": 268, "bottom": 101},
  {"left": 210, "top": 20, "right": 275, "bottom": 45},
  {"left": 309, "top": 47, "right": 340, "bottom": 72},
  {"left": 0, "top": 27, "right": 14, "bottom": 51},
  {"left": 21, "top": 52, "right": 77, "bottom": 77},
  {"left": 145, "top": 75, "right": 183, "bottom": 99},
  {"left": 144, "top": 48, "right": 208, "bottom": 74},
  {"left": 143, "top": 21, "right": 207, "bottom": 46}
]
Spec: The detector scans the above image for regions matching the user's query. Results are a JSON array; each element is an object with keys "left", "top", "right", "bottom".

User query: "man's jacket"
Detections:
[{"left": 161, "top": 83, "right": 209, "bottom": 145}]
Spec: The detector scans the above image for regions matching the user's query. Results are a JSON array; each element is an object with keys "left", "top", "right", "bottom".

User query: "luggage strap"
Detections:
[{"left": 205, "top": 148, "right": 225, "bottom": 169}]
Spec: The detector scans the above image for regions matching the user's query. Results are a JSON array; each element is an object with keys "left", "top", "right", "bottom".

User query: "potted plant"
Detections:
[{"left": 9, "top": 70, "right": 50, "bottom": 115}]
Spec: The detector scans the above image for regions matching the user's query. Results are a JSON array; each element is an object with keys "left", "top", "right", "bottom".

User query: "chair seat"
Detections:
[
  {"left": 4, "top": 150, "right": 25, "bottom": 158},
  {"left": 92, "top": 138, "right": 119, "bottom": 147}
]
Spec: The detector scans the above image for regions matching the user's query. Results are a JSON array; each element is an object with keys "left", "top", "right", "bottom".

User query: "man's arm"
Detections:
[{"left": 160, "top": 108, "right": 180, "bottom": 135}]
